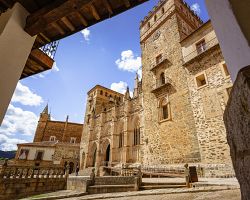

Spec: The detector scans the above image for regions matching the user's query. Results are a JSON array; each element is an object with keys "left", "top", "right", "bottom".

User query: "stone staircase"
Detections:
[
  {"left": 87, "top": 176, "right": 137, "bottom": 194},
  {"left": 140, "top": 181, "right": 187, "bottom": 190},
  {"left": 80, "top": 167, "right": 95, "bottom": 176}
]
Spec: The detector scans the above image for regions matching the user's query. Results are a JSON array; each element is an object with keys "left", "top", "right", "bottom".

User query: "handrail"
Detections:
[{"left": 183, "top": 37, "right": 219, "bottom": 63}]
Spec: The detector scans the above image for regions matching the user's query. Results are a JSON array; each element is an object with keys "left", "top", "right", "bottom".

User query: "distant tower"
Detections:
[
  {"left": 124, "top": 86, "right": 131, "bottom": 100},
  {"left": 33, "top": 104, "right": 50, "bottom": 142},
  {"left": 133, "top": 73, "right": 139, "bottom": 98}
]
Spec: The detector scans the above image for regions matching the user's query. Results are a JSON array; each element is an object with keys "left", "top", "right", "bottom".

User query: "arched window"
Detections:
[
  {"left": 133, "top": 125, "right": 140, "bottom": 146},
  {"left": 119, "top": 132, "right": 123, "bottom": 148},
  {"left": 154, "top": 15, "right": 157, "bottom": 22},
  {"left": 147, "top": 22, "right": 150, "bottom": 28},
  {"left": 161, "top": 7, "right": 165, "bottom": 14},
  {"left": 159, "top": 98, "right": 170, "bottom": 121},
  {"left": 160, "top": 72, "right": 165, "bottom": 85},
  {"left": 100, "top": 90, "right": 103, "bottom": 95}
]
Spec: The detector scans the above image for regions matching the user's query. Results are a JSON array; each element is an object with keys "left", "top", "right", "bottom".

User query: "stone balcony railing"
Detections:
[
  {"left": 0, "top": 164, "right": 66, "bottom": 180},
  {"left": 183, "top": 37, "right": 219, "bottom": 64},
  {"left": 151, "top": 78, "right": 173, "bottom": 94},
  {"left": 150, "top": 57, "right": 171, "bottom": 74}
]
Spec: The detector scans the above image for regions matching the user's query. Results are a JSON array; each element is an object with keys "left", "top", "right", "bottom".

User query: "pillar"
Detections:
[
  {"left": 0, "top": 3, "right": 36, "bottom": 125},
  {"left": 205, "top": 0, "right": 250, "bottom": 82}
]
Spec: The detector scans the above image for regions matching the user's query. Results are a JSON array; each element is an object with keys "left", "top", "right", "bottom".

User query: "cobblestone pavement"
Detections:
[{"left": 63, "top": 189, "right": 241, "bottom": 200}]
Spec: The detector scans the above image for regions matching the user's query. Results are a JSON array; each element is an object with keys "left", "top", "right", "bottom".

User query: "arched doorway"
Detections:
[
  {"left": 105, "top": 144, "right": 110, "bottom": 166},
  {"left": 69, "top": 162, "right": 74, "bottom": 174}
]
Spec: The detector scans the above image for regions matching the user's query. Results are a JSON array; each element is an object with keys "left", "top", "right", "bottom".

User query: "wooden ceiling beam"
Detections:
[
  {"left": 51, "top": 21, "right": 65, "bottom": 35},
  {"left": 0, "top": 0, "right": 13, "bottom": 8},
  {"left": 76, "top": 12, "right": 88, "bottom": 26},
  {"left": 102, "top": 0, "right": 113, "bottom": 15},
  {"left": 61, "top": 16, "right": 75, "bottom": 31},
  {"left": 89, "top": 3, "right": 100, "bottom": 20},
  {"left": 25, "top": 0, "right": 91, "bottom": 36},
  {"left": 123, "top": 0, "right": 131, "bottom": 8}
]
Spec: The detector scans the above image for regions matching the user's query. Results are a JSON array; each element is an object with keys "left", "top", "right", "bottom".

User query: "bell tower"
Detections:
[{"left": 33, "top": 104, "right": 50, "bottom": 142}]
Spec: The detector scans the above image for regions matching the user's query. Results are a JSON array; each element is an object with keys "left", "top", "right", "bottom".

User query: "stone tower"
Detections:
[
  {"left": 140, "top": 0, "right": 203, "bottom": 165},
  {"left": 33, "top": 104, "right": 50, "bottom": 142}
]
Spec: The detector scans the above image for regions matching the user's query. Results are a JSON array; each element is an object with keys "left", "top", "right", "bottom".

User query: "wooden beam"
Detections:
[
  {"left": 89, "top": 3, "right": 100, "bottom": 20},
  {"left": 51, "top": 22, "right": 65, "bottom": 35},
  {"left": 61, "top": 16, "right": 75, "bottom": 31},
  {"left": 76, "top": 12, "right": 88, "bottom": 26},
  {"left": 102, "top": 0, "right": 113, "bottom": 15},
  {"left": 123, "top": 0, "right": 131, "bottom": 8},
  {"left": 0, "top": 0, "right": 13, "bottom": 8},
  {"left": 25, "top": 0, "right": 91, "bottom": 36},
  {"left": 40, "top": 33, "right": 51, "bottom": 43}
]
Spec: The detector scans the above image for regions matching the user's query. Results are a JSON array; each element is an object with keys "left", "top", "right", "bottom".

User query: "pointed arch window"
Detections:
[
  {"left": 119, "top": 132, "right": 124, "bottom": 148},
  {"left": 133, "top": 125, "right": 141, "bottom": 146}
]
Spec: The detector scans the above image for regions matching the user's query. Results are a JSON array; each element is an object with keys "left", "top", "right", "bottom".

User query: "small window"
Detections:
[
  {"left": 19, "top": 149, "right": 29, "bottom": 160},
  {"left": 196, "top": 73, "right": 207, "bottom": 88},
  {"left": 196, "top": 39, "right": 206, "bottom": 54},
  {"left": 161, "top": 7, "right": 165, "bottom": 14},
  {"left": 154, "top": 15, "right": 157, "bottom": 22},
  {"left": 222, "top": 63, "right": 230, "bottom": 77},
  {"left": 156, "top": 54, "right": 162, "bottom": 64},
  {"left": 35, "top": 151, "right": 44, "bottom": 161},
  {"left": 159, "top": 98, "right": 171, "bottom": 122},
  {"left": 147, "top": 22, "right": 150, "bottom": 28},
  {"left": 100, "top": 90, "right": 103, "bottom": 95},
  {"left": 70, "top": 137, "right": 76, "bottom": 144},
  {"left": 50, "top": 136, "right": 56, "bottom": 142},
  {"left": 160, "top": 72, "right": 165, "bottom": 85}
]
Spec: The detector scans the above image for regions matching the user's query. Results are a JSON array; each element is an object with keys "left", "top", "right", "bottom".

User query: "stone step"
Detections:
[
  {"left": 88, "top": 184, "right": 135, "bottom": 194},
  {"left": 141, "top": 182, "right": 186, "bottom": 186},
  {"left": 140, "top": 185, "right": 186, "bottom": 190}
]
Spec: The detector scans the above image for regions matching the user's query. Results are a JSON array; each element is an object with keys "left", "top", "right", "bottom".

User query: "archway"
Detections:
[
  {"left": 69, "top": 162, "right": 74, "bottom": 174},
  {"left": 105, "top": 144, "right": 110, "bottom": 166}
]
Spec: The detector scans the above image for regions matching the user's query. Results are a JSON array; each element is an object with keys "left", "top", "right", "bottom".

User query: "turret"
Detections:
[
  {"left": 133, "top": 73, "right": 139, "bottom": 98},
  {"left": 124, "top": 86, "right": 131, "bottom": 100},
  {"left": 39, "top": 104, "right": 50, "bottom": 122}
]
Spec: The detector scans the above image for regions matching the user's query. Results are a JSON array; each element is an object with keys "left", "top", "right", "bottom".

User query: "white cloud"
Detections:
[
  {"left": 11, "top": 82, "right": 43, "bottom": 106},
  {"left": 81, "top": 28, "right": 91, "bottom": 41},
  {"left": 111, "top": 81, "right": 128, "bottom": 94},
  {"left": 0, "top": 104, "right": 39, "bottom": 136},
  {"left": 110, "top": 81, "right": 133, "bottom": 97},
  {"left": 115, "top": 50, "right": 142, "bottom": 73},
  {"left": 191, "top": 3, "right": 201, "bottom": 15},
  {"left": 0, "top": 134, "right": 27, "bottom": 151}
]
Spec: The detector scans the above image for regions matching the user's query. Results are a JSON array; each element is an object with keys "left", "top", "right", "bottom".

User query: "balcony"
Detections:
[
  {"left": 151, "top": 78, "right": 173, "bottom": 95},
  {"left": 150, "top": 57, "right": 171, "bottom": 74},
  {"left": 183, "top": 37, "right": 219, "bottom": 64}
]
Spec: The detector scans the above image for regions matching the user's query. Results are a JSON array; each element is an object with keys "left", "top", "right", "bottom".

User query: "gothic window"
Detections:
[
  {"left": 160, "top": 72, "right": 165, "bottom": 85},
  {"left": 196, "top": 39, "right": 206, "bottom": 54},
  {"left": 50, "top": 136, "right": 56, "bottom": 142},
  {"left": 119, "top": 132, "right": 124, "bottom": 148},
  {"left": 159, "top": 97, "right": 171, "bottom": 121},
  {"left": 35, "top": 151, "right": 44, "bottom": 161},
  {"left": 70, "top": 137, "right": 76, "bottom": 144},
  {"left": 195, "top": 73, "right": 207, "bottom": 88},
  {"left": 133, "top": 125, "right": 140, "bottom": 146}
]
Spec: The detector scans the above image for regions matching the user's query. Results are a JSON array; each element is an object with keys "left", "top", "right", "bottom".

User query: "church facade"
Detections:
[{"left": 80, "top": 0, "right": 233, "bottom": 176}]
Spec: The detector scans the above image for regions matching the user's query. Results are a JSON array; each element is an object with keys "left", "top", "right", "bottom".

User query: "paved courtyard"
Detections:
[{"left": 60, "top": 189, "right": 240, "bottom": 200}]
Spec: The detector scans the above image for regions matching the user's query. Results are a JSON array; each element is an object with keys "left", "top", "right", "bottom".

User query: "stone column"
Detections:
[
  {"left": 0, "top": 3, "right": 36, "bottom": 124},
  {"left": 205, "top": 0, "right": 250, "bottom": 82},
  {"left": 224, "top": 66, "right": 250, "bottom": 200}
]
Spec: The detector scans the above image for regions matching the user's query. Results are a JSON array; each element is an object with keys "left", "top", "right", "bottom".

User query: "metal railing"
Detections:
[
  {"left": 40, "top": 40, "right": 59, "bottom": 60},
  {"left": 183, "top": 37, "right": 219, "bottom": 63}
]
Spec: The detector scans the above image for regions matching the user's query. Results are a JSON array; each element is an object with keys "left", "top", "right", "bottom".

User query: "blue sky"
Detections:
[{"left": 0, "top": 0, "right": 210, "bottom": 151}]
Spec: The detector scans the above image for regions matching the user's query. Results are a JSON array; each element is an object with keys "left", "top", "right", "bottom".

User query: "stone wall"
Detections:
[{"left": 0, "top": 178, "right": 66, "bottom": 199}]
